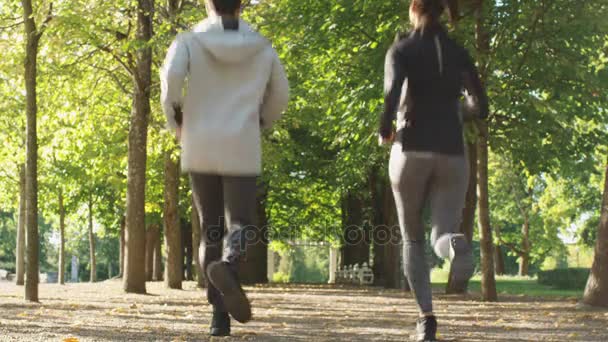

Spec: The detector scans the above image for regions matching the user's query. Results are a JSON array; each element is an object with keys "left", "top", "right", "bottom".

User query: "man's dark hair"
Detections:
[{"left": 211, "top": 0, "right": 242, "bottom": 15}]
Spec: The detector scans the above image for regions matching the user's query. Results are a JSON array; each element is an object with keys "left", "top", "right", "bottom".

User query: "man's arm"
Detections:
[
  {"left": 160, "top": 34, "right": 190, "bottom": 131},
  {"left": 259, "top": 50, "right": 289, "bottom": 130}
]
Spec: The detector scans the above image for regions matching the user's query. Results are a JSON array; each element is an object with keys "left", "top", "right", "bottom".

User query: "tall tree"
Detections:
[
  {"left": 16, "top": 165, "right": 26, "bottom": 286},
  {"left": 119, "top": 216, "right": 125, "bottom": 278},
  {"left": 124, "top": 0, "right": 154, "bottom": 294},
  {"left": 474, "top": 0, "right": 497, "bottom": 301},
  {"left": 21, "top": 0, "right": 52, "bottom": 302},
  {"left": 163, "top": 153, "right": 181, "bottom": 289},
  {"left": 160, "top": 0, "right": 184, "bottom": 289},
  {"left": 153, "top": 227, "right": 162, "bottom": 281},
  {"left": 583, "top": 157, "right": 608, "bottom": 307},
  {"left": 87, "top": 195, "right": 97, "bottom": 282},
  {"left": 58, "top": 188, "right": 65, "bottom": 284}
]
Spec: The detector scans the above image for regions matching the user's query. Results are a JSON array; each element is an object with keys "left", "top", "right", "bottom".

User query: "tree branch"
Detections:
[
  {"left": 0, "top": 20, "right": 24, "bottom": 31},
  {"left": 498, "top": 237, "right": 525, "bottom": 256}
]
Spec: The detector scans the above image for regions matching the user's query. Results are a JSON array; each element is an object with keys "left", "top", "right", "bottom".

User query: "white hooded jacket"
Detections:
[{"left": 160, "top": 16, "right": 289, "bottom": 176}]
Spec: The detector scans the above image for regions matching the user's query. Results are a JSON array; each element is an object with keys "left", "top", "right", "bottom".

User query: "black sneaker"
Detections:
[
  {"left": 210, "top": 309, "right": 230, "bottom": 336},
  {"left": 207, "top": 261, "right": 252, "bottom": 323},
  {"left": 415, "top": 315, "right": 438, "bottom": 342}
]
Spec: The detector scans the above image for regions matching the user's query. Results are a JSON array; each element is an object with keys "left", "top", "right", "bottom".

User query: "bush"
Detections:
[
  {"left": 272, "top": 271, "right": 290, "bottom": 283},
  {"left": 537, "top": 268, "right": 590, "bottom": 290},
  {"left": 0, "top": 261, "right": 15, "bottom": 273}
]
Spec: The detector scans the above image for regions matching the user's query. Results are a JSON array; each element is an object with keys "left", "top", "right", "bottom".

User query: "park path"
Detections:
[{"left": 0, "top": 280, "right": 606, "bottom": 341}]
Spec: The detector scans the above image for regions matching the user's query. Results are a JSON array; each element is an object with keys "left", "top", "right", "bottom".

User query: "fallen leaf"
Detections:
[{"left": 63, "top": 338, "right": 79, "bottom": 342}]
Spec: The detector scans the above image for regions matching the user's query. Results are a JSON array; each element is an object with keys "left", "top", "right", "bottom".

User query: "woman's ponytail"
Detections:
[{"left": 409, "top": 0, "right": 460, "bottom": 29}]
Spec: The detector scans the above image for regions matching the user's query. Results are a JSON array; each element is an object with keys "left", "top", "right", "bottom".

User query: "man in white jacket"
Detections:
[{"left": 160, "top": 0, "right": 289, "bottom": 336}]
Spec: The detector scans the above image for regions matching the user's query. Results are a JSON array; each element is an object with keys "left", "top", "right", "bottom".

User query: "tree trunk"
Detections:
[
  {"left": 145, "top": 225, "right": 155, "bottom": 281},
  {"left": 341, "top": 193, "right": 370, "bottom": 266},
  {"left": 191, "top": 196, "right": 205, "bottom": 287},
  {"left": 446, "top": 142, "right": 477, "bottom": 293},
  {"left": 582, "top": 157, "right": 608, "bottom": 307},
  {"left": 519, "top": 216, "right": 531, "bottom": 276},
  {"left": 124, "top": 0, "right": 154, "bottom": 294},
  {"left": 238, "top": 185, "right": 269, "bottom": 284},
  {"left": 87, "top": 197, "right": 97, "bottom": 282},
  {"left": 494, "top": 226, "right": 505, "bottom": 276},
  {"left": 119, "top": 216, "right": 125, "bottom": 278},
  {"left": 461, "top": 142, "right": 478, "bottom": 242},
  {"left": 164, "top": 151, "right": 182, "bottom": 289},
  {"left": 58, "top": 189, "right": 66, "bottom": 285},
  {"left": 22, "top": 0, "right": 42, "bottom": 302},
  {"left": 370, "top": 168, "right": 385, "bottom": 286},
  {"left": 477, "top": 124, "right": 497, "bottom": 301},
  {"left": 16, "top": 164, "right": 26, "bottom": 286},
  {"left": 474, "top": 0, "right": 497, "bottom": 302},
  {"left": 182, "top": 222, "right": 193, "bottom": 281},
  {"left": 153, "top": 226, "right": 163, "bottom": 281}
]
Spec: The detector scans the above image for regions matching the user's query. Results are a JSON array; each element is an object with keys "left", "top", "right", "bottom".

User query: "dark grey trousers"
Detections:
[
  {"left": 191, "top": 173, "right": 258, "bottom": 312},
  {"left": 389, "top": 146, "right": 468, "bottom": 314}
]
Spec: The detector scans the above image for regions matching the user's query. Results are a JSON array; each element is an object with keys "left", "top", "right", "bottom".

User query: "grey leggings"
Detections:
[
  {"left": 389, "top": 145, "right": 468, "bottom": 314},
  {"left": 191, "top": 174, "right": 258, "bottom": 312}
]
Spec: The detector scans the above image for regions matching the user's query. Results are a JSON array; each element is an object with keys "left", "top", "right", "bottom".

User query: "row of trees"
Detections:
[{"left": 0, "top": 0, "right": 606, "bottom": 306}]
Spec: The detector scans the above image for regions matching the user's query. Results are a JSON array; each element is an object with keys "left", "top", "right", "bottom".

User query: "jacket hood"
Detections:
[{"left": 190, "top": 17, "right": 269, "bottom": 64}]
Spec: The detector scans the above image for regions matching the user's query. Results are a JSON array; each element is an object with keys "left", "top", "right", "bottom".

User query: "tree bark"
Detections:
[
  {"left": 370, "top": 169, "right": 387, "bottom": 286},
  {"left": 477, "top": 124, "right": 497, "bottom": 301},
  {"left": 191, "top": 196, "right": 205, "bottom": 287},
  {"left": 182, "top": 222, "right": 193, "bottom": 281},
  {"left": 145, "top": 225, "right": 155, "bottom": 281},
  {"left": 22, "top": 0, "right": 43, "bottom": 302},
  {"left": 474, "top": 0, "right": 497, "bottom": 302},
  {"left": 119, "top": 216, "right": 125, "bottom": 278},
  {"left": 88, "top": 197, "right": 97, "bottom": 282},
  {"left": 16, "top": 165, "right": 26, "bottom": 286},
  {"left": 58, "top": 189, "right": 66, "bottom": 285},
  {"left": 153, "top": 226, "right": 163, "bottom": 281},
  {"left": 341, "top": 193, "right": 370, "bottom": 266},
  {"left": 164, "top": 152, "right": 182, "bottom": 289},
  {"left": 494, "top": 226, "right": 505, "bottom": 276},
  {"left": 124, "top": 0, "right": 154, "bottom": 294},
  {"left": 582, "top": 157, "right": 608, "bottom": 307},
  {"left": 519, "top": 216, "right": 531, "bottom": 276},
  {"left": 446, "top": 142, "right": 477, "bottom": 293}
]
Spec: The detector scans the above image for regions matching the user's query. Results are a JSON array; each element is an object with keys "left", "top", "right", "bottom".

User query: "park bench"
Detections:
[{"left": 335, "top": 263, "right": 374, "bottom": 286}]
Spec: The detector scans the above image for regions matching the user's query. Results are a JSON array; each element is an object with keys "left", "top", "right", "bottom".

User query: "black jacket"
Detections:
[{"left": 380, "top": 26, "right": 489, "bottom": 155}]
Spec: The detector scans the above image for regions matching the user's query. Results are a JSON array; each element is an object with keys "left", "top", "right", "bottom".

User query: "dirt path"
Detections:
[{"left": 0, "top": 280, "right": 606, "bottom": 341}]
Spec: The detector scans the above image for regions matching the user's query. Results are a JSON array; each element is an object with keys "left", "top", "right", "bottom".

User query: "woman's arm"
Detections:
[
  {"left": 380, "top": 45, "right": 408, "bottom": 139},
  {"left": 462, "top": 52, "right": 489, "bottom": 120}
]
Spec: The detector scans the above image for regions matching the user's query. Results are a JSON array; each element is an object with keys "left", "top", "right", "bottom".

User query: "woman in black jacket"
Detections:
[{"left": 379, "top": 0, "right": 489, "bottom": 341}]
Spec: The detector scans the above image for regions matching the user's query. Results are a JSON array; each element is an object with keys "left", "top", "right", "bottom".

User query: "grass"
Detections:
[{"left": 431, "top": 265, "right": 584, "bottom": 299}]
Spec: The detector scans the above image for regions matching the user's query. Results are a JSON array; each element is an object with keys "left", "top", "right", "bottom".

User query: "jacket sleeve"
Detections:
[
  {"left": 160, "top": 34, "right": 190, "bottom": 131},
  {"left": 461, "top": 51, "right": 489, "bottom": 120},
  {"left": 260, "top": 50, "right": 289, "bottom": 130},
  {"left": 380, "top": 44, "right": 407, "bottom": 138}
]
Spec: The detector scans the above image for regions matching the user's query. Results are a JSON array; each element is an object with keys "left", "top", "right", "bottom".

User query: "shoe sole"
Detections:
[
  {"left": 449, "top": 234, "right": 474, "bottom": 291},
  {"left": 207, "top": 262, "right": 252, "bottom": 324},
  {"left": 210, "top": 328, "right": 231, "bottom": 337}
]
